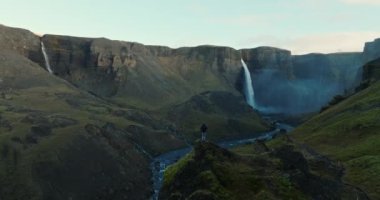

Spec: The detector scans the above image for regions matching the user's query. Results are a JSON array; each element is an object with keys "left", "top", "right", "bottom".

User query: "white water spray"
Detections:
[
  {"left": 241, "top": 59, "right": 256, "bottom": 109},
  {"left": 41, "top": 42, "right": 53, "bottom": 74}
]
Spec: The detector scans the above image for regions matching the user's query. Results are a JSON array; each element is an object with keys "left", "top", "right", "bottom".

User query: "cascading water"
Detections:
[
  {"left": 41, "top": 41, "right": 53, "bottom": 74},
  {"left": 241, "top": 59, "right": 256, "bottom": 109}
]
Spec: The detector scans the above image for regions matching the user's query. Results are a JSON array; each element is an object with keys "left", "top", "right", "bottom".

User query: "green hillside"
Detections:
[
  {"left": 0, "top": 50, "right": 185, "bottom": 199},
  {"left": 291, "top": 80, "right": 380, "bottom": 199},
  {"left": 160, "top": 141, "right": 366, "bottom": 200}
]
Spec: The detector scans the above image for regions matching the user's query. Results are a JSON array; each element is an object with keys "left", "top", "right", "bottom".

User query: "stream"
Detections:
[{"left": 150, "top": 123, "right": 294, "bottom": 200}]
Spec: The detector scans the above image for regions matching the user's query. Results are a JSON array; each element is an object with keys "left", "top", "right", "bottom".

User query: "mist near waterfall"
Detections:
[{"left": 252, "top": 69, "right": 347, "bottom": 114}]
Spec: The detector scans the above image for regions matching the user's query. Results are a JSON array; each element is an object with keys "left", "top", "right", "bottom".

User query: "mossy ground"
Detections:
[
  {"left": 288, "top": 81, "right": 380, "bottom": 199},
  {"left": 163, "top": 91, "right": 271, "bottom": 143},
  {"left": 161, "top": 142, "right": 316, "bottom": 200},
  {"left": 0, "top": 52, "right": 184, "bottom": 199}
]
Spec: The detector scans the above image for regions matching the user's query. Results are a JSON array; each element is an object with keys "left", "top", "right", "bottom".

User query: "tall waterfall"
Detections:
[
  {"left": 41, "top": 42, "right": 53, "bottom": 74},
  {"left": 241, "top": 59, "right": 256, "bottom": 109}
]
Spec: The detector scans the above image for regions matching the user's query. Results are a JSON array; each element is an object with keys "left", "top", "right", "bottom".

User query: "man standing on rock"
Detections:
[{"left": 200, "top": 124, "right": 208, "bottom": 141}]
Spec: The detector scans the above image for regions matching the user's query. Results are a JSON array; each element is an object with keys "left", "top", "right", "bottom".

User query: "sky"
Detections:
[{"left": 1, "top": 0, "right": 380, "bottom": 54}]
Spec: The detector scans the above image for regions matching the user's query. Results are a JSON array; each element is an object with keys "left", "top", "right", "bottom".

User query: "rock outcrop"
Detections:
[
  {"left": 0, "top": 24, "right": 42, "bottom": 63},
  {"left": 241, "top": 46, "right": 293, "bottom": 79},
  {"left": 160, "top": 141, "right": 365, "bottom": 200},
  {"left": 363, "top": 38, "right": 380, "bottom": 63}
]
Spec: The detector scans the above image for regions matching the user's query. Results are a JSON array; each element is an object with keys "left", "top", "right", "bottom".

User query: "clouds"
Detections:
[
  {"left": 2, "top": 0, "right": 380, "bottom": 54},
  {"left": 238, "top": 32, "right": 380, "bottom": 55},
  {"left": 287, "top": 32, "right": 380, "bottom": 54},
  {"left": 339, "top": 0, "right": 380, "bottom": 5}
]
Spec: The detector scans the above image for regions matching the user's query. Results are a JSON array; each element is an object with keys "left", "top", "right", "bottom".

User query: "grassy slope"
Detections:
[
  {"left": 116, "top": 57, "right": 233, "bottom": 110},
  {"left": 163, "top": 91, "right": 271, "bottom": 142},
  {"left": 290, "top": 81, "right": 380, "bottom": 199},
  {"left": 161, "top": 140, "right": 361, "bottom": 200},
  {"left": 0, "top": 50, "right": 185, "bottom": 199},
  {"left": 161, "top": 142, "right": 306, "bottom": 200}
]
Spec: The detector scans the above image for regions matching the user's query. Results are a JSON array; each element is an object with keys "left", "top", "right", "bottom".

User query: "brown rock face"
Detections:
[
  {"left": 2, "top": 23, "right": 368, "bottom": 114},
  {"left": 1, "top": 24, "right": 377, "bottom": 114},
  {"left": 0, "top": 24, "right": 43, "bottom": 64},
  {"left": 241, "top": 46, "right": 294, "bottom": 79},
  {"left": 40, "top": 36, "right": 247, "bottom": 107},
  {"left": 39, "top": 34, "right": 302, "bottom": 110}
]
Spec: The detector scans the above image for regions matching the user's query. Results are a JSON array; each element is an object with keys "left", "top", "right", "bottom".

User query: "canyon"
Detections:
[{"left": 0, "top": 24, "right": 380, "bottom": 199}]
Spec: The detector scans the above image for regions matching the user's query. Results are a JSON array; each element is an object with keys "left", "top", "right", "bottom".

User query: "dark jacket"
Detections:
[{"left": 200, "top": 124, "right": 208, "bottom": 132}]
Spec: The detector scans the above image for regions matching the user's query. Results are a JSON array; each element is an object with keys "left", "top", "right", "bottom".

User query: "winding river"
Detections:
[{"left": 150, "top": 123, "right": 294, "bottom": 200}]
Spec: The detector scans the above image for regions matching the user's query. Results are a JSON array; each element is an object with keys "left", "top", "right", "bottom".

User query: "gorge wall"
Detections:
[
  {"left": 0, "top": 24, "right": 275, "bottom": 143},
  {"left": 40, "top": 35, "right": 380, "bottom": 114},
  {"left": 3, "top": 24, "right": 380, "bottom": 115},
  {"left": 40, "top": 36, "right": 243, "bottom": 109},
  {"left": 363, "top": 38, "right": 380, "bottom": 63}
]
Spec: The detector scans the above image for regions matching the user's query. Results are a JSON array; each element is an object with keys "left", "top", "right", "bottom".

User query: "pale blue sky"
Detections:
[{"left": 1, "top": 0, "right": 380, "bottom": 54}]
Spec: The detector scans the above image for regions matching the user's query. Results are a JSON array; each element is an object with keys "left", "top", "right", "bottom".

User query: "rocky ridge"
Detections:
[{"left": 160, "top": 140, "right": 367, "bottom": 200}]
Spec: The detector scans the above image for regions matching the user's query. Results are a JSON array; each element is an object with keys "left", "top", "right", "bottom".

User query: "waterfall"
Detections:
[
  {"left": 241, "top": 59, "right": 256, "bottom": 109},
  {"left": 41, "top": 41, "right": 53, "bottom": 74}
]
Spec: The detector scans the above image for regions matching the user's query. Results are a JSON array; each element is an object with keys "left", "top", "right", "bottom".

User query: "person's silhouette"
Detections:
[{"left": 200, "top": 124, "right": 208, "bottom": 141}]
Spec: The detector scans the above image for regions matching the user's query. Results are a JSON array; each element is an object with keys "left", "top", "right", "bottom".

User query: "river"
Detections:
[{"left": 150, "top": 123, "right": 294, "bottom": 200}]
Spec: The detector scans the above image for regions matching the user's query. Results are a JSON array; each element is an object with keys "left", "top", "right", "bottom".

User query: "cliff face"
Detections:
[
  {"left": 0, "top": 25, "right": 42, "bottom": 63},
  {"left": 362, "top": 58, "right": 380, "bottom": 81},
  {"left": 241, "top": 46, "right": 294, "bottom": 79},
  {"left": 293, "top": 53, "right": 362, "bottom": 82},
  {"left": 363, "top": 38, "right": 380, "bottom": 63},
  {"left": 41, "top": 35, "right": 244, "bottom": 108},
  {"left": 249, "top": 52, "right": 363, "bottom": 114},
  {"left": 2, "top": 24, "right": 378, "bottom": 115},
  {"left": 39, "top": 34, "right": 302, "bottom": 111},
  {"left": 0, "top": 24, "right": 275, "bottom": 141},
  {"left": 1, "top": 23, "right": 367, "bottom": 115}
]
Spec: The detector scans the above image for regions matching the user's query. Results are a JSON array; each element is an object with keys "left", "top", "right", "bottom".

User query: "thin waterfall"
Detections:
[
  {"left": 241, "top": 59, "right": 256, "bottom": 109},
  {"left": 41, "top": 41, "right": 53, "bottom": 74}
]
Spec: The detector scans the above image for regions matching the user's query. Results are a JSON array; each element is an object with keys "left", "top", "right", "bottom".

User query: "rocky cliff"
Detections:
[
  {"left": 363, "top": 38, "right": 380, "bottom": 63},
  {"left": 241, "top": 46, "right": 294, "bottom": 79},
  {"left": 362, "top": 58, "right": 380, "bottom": 82},
  {"left": 2, "top": 24, "right": 372, "bottom": 115},
  {"left": 0, "top": 24, "right": 42, "bottom": 63},
  {"left": 250, "top": 51, "right": 363, "bottom": 114},
  {"left": 40, "top": 35, "right": 243, "bottom": 108},
  {"left": 40, "top": 34, "right": 373, "bottom": 115}
]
